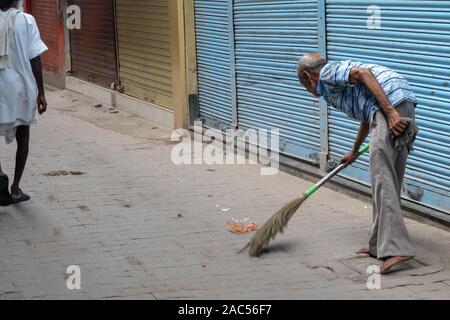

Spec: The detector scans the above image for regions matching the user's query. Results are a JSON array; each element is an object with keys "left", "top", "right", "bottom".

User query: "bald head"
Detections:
[{"left": 297, "top": 53, "right": 327, "bottom": 83}]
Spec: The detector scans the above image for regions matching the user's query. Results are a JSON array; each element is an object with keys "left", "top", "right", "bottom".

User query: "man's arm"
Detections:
[
  {"left": 349, "top": 67, "right": 406, "bottom": 136},
  {"left": 30, "top": 56, "right": 47, "bottom": 114},
  {"left": 340, "top": 121, "right": 369, "bottom": 166}
]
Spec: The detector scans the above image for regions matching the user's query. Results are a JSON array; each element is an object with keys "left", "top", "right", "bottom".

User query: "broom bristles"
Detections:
[{"left": 238, "top": 194, "right": 307, "bottom": 257}]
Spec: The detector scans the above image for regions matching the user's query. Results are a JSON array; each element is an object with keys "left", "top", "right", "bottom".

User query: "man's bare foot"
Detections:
[
  {"left": 356, "top": 247, "right": 377, "bottom": 258},
  {"left": 380, "top": 256, "right": 413, "bottom": 274},
  {"left": 10, "top": 187, "right": 30, "bottom": 204}
]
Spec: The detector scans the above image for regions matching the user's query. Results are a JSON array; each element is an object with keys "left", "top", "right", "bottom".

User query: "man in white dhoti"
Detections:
[{"left": 0, "top": 0, "right": 48, "bottom": 205}]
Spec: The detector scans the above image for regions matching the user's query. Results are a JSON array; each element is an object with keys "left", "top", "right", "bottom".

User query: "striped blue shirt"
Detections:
[{"left": 317, "top": 60, "right": 417, "bottom": 123}]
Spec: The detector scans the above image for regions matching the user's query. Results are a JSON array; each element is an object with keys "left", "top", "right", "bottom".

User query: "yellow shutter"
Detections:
[{"left": 116, "top": 0, "right": 173, "bottom": 109}]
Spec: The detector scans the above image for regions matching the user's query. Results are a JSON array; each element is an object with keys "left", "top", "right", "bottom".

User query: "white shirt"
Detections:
[{"left": 0, "top": 11, "right": 47, "bottom": 143}]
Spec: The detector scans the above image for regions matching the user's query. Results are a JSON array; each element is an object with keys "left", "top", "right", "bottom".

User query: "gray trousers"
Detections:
[{"left": 368, "top": 101, "right": 415, "bottom": 259}]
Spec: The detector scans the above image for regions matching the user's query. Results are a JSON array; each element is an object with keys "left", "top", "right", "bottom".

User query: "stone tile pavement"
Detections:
[{"left": 0, "top": 90, "right": 449, "bottom": 299}]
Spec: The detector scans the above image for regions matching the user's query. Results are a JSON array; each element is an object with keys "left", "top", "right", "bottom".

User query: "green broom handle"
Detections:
[{"left": 305, "top": 144, "right": 370, "bottom": 197}]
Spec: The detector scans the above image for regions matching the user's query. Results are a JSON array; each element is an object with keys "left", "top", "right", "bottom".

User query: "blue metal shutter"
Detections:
[
  {"left": 234, "top": 0, "right": 321, "bottom": 161},
  {"left": 194, "top": 0, "right": 234, "bottom": 129},
  {"left": 326, "top": 0, "right": 450, "bottom": 212}
]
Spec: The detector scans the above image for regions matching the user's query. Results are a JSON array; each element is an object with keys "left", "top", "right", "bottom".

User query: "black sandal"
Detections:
[
  {"left": 10, "top": 188, "right": 31, "bottom": 204},
  {"left": 0, "top": 173, "right": 11, "bottom": 206}
]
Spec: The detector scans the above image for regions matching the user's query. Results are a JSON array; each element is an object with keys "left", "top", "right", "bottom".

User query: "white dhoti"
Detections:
[{"left": 0, "top": 10, "right": 47, "bottom": 144}]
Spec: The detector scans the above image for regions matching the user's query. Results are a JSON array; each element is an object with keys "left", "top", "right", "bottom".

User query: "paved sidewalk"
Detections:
[{"left": 0, "top": 90, "right": 449, "bottom": 299}]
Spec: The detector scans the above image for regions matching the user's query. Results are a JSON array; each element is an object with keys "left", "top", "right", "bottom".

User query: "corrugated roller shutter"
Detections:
[
  {"left": 326, "top": 0, "right": 449, "bottom": 212},
  {"left": 116, "top": 0, "right": 173, "bottom": 109},
  {"left": 69, "top": 0, "right": 117, "bottom": 87},
  {"left": 194, "top": 0, "right": 234, "bottom": 129},
  {"left": 234, "top": 0, "right": 321, "bottom": 160}
]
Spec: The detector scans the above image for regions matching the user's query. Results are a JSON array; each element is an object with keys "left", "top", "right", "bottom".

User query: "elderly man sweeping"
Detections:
[
  {"left": 0, "top": 0, "right": 47, "bottom": 205},
  {"left": 297, "top": 53, "right": 419, "bottom": 274}
]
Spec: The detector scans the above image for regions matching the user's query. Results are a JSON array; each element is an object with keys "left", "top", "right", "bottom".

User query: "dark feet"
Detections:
[
  {"left": 380, "top": 256, "right": 413, "bottom": 274},
  {"left": 10, "top": 187, "right": 31, "bottom": 204},
  {"left": 356, "top": 247, "right": 377, "bottom": 259}
]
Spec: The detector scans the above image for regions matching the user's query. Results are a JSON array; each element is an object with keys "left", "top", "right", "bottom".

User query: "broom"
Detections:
[{"left": 239, "top": 144, "right": 370, "bottom": 257}]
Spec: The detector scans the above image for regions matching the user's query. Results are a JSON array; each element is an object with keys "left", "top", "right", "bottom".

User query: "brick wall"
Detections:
[{"left": 30, "top": 0, "right": 66, "bottom": 89}]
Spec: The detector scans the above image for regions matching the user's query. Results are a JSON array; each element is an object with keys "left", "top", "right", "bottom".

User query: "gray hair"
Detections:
[{"left": 297, "top": 54, "right": 327, "bottom": 82}]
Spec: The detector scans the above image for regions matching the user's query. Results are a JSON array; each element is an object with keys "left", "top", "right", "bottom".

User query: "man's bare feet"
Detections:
[
  {"left": 380, "top": 256, "right": 413, "bottom": 274},
  {"left": 356, "top": 247, "right": 377, "bottom": 258}
]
